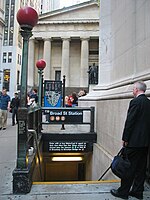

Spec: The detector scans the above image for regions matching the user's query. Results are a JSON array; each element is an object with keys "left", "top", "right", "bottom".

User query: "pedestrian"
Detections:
[
  {"left": 78, "top": 89, "right": 87, "bottom": 97},
  {"left": 10, "top": 92, "right": 20, "bottom": 126},
  {"left": 66, "top": 94, "right": 73, "bottom": 107},
  {"left": 0, "top": 88, "right": 11, "bottom": 130},
  {"left": 110, "top": 81, "right": 150, "bottom": 200},
  {"left": 29, "top": 88, "right": 38, "bottom": 107},
  {"left": 71, "top": 92, "right": 78, "bottom": 106}
]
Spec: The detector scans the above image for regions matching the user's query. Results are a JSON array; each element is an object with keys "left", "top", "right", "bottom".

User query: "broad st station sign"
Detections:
[
  {"left": 48, "top": 109, "right": 83, "bottom": 124},
  {"left": 42, "top": 107, "right": 96, "bottom": 153}
]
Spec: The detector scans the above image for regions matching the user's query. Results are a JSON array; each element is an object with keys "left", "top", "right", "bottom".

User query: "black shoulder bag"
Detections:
[
  {"left": 98, "top": 147, "right": 131, "bottom": 181},
  {"left": 111, "top": 147, "right": 131, "bottom": 179}
]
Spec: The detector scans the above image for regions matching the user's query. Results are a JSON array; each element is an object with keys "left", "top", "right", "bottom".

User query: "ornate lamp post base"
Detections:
[{"left": 13, "top": 168, "right": 33, "bottom": 194}]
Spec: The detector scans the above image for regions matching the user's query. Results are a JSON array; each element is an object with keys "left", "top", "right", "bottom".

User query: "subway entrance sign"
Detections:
[
  {"left": 47, "top": 109, "right": 83, "bottom": 124},
  {"left": 42, "top": 107, "right": 97, "bottom": 153}
]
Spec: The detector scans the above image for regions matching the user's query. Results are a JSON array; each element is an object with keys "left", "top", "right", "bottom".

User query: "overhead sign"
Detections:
[
  {"left": 47, "top": 109, "right": 83, "bottom": 124},
  {"left": 44, "top": 80, "right": 62, "bottom": 107}
]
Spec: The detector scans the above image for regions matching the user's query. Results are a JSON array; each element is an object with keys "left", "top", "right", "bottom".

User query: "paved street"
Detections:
[{"left": 0, "top": 115, "right": 150, "bottom": 200}]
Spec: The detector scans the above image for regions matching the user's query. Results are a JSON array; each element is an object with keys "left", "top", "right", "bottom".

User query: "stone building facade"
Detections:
[
  {"left": 80, "top": 0, "right": 150, "bottom": 180},
  {"left": 29, "top": 0, "right": 99, "bottom": 95}
]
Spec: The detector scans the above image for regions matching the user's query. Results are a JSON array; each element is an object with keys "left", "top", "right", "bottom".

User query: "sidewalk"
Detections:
[
  {"left": 0, "top": 116, "right": 150, "bottom": 200},
  {"left": 0, "top": 116, "right": 17, "bottom": 195}
]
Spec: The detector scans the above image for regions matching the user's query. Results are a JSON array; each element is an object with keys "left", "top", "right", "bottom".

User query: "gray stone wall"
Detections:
[{"left": 80, "top": 0, "right": 150, "bottom": 180}]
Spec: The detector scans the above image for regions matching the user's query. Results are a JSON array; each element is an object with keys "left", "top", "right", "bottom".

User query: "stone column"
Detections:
[
  {"left": 43, "top": 38, "right": 51, "bottom": 80},
  {"left": 28, "top": 38, "right": 35, "bottom": 87},
  {"left": 80, "top": 38, "right": 89, "bottom": 87},
  {"left": 61, "top": 38, "right": 70, "bottom": 87},
  {"left": 98, "top": 0, "right": 112, "bottom": 86}
]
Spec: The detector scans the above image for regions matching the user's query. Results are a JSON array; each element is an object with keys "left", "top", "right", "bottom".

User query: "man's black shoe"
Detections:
[
  {"left": 110, "top": 189, "right": 128, "bottom": 199},
  {"left": 0, "top": 127, "right": 2, "bottom": 130},
  {"left": 129, "top": 191, "right": 143, "bottom": 199},
  {"left": 2, "top": 128, "right": 6, "bottom": 130}
]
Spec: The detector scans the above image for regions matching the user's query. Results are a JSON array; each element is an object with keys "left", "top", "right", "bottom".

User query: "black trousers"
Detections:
[
  {"left": 12, "top": 107, "right": 18, "bottom": 125},
  {"left": 118, "top": 147, "right": 148, "bottom": 195}
]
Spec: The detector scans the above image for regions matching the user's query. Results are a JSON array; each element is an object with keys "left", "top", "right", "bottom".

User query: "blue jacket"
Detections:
[{"left": 0, "top": 94, "right": 11, "bottom": 110}]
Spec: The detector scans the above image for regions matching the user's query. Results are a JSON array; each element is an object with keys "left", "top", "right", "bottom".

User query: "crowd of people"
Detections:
[
  {"left": 0, "top": 87, "right": 87, "bottom": 129},
  {"left": 0, "top": 88, "right": 38, "bottom": 130},
  {"left": 65, "top": 89, "right": 87, "bottom": 107},
  {"left": 0, "top": 87, "right": 87, "bottom": 128}
]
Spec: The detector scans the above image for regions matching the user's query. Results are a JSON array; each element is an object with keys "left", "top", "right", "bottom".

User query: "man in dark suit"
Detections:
[
  {"left": 111, "top": 81, "right": 150, "bottom": 200},
  {"left": 10, "top": 92, "right": 20, "bottom": 126}
]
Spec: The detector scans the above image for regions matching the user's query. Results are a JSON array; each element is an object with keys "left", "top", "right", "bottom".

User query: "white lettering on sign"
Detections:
[
  {"left": 49, "top": 142, "right": 87, "bottom": 151},
  {"left": 50, "top": 111, "right": 62, "bottom": 115},
  {"left": 68, "top": 111, "right": 82, "bottom": 116},
  {"left": 18, "top": 120, "right": 26, "bottom": 134},
  {"left": 49, "top": 110, "right": 83, "bottom": 116},
  {"left": 63, "top": 111, "right": 68, "bottom": 115}
]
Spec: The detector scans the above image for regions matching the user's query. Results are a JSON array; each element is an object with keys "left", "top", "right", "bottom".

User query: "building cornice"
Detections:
[
  {"left": 37, "top": 19, "right": 99, "bottom": 25},
  {"left": 39, "top": 0, "right": 98, "bottom": 20}
]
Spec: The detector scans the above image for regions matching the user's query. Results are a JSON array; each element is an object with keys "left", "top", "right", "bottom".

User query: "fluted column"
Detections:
[
  {"left": 61, "top": 38, "right": 70, "bottom": 87},
  {"left": 28, "top": 38, "right": 35, "bottom": 87},
  {"left": 80, "top": 38, "right": 89, "bottom": 87},
  {"left": 43, "top": 38, "right": 51, "bottom": 80}
]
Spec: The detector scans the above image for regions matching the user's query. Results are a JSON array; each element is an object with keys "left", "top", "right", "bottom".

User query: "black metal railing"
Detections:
[{"left": 28, "top": 108, "right": 42, "bottom": 148}]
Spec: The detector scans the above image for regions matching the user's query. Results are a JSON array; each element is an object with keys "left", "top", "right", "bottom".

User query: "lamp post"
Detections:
[
  {"left": 16, "top": 6, "right": 38, "bottom": 169},
  {"left": 17, "top": 6, "right": 38, "bottom": 107},
  {"left": 36, "top": 59, "right": 46, "bottom": 107},
  {"left": 13, "top": 6, "right": 38, "bottom": 194}
]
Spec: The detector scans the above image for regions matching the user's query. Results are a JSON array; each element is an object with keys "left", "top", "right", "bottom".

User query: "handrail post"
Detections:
[
  {"left": 61, "top": 75, "right": 66, "bottom": 130},
  {"left": 90, "top": 106, "right": 95, "bottom": 133}
]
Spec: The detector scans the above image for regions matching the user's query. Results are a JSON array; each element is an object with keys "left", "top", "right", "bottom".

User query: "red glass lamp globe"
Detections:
[
  {"left": 36, "top": 59, "right": 46, "bottom": 70},
  {"left": 17, "top": 6, "right": 38, "bottom": 28}
]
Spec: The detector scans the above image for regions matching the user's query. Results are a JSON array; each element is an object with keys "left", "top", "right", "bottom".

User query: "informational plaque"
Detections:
[
  {"left": 49, "top": 142, "right": 87, "bottom": 152},
  {"left": 44, "top": 80, "right": 62, "bottom": 107}
]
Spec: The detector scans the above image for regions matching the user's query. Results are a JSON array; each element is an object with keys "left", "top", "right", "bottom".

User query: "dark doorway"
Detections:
[{"left": 44, "top": 162, "right": 85, "bottom": 182}]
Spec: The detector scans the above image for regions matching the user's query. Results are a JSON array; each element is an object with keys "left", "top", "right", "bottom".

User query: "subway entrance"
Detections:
[
  {"left": 31, "top": 107, "right": 96, "bottom": 182},
  {"left": 13, "top": 107, "right": 96, "bottom": 193},
  {"left": 33, "top": 152, "right": 92, "bottom": 182}
]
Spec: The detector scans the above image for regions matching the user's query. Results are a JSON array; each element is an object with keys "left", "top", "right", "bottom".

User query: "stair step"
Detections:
[
  {"left": 31, "top": 181, "right": 120, "bottom": 195},
  {"left": 1, "top": 181, "right": 150, "bottom": 199}
]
